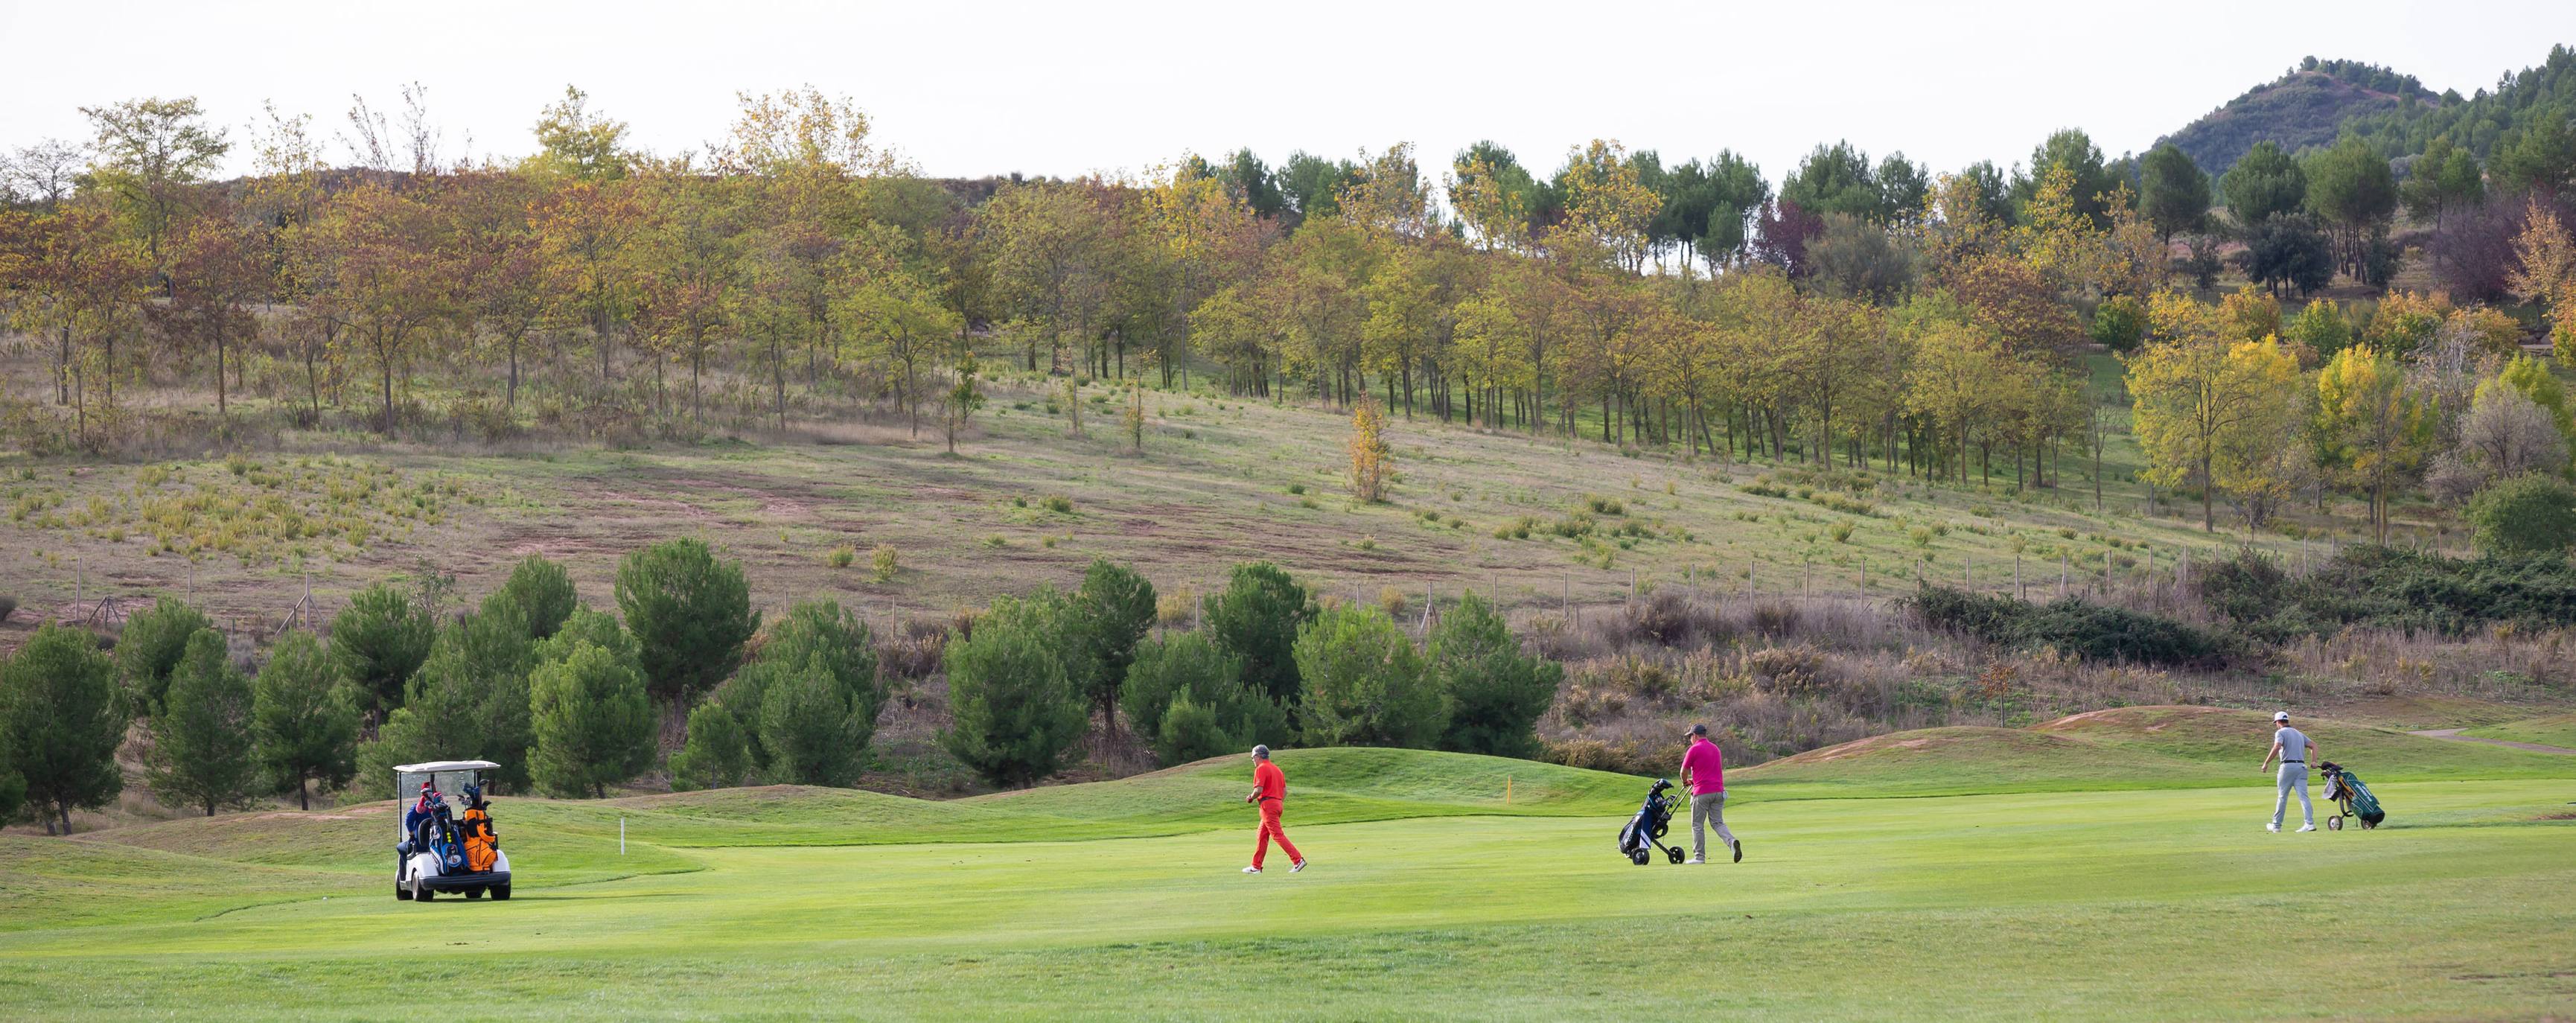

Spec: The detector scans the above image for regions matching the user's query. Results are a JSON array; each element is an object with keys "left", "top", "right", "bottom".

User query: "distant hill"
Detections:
[{"left": 2156, "top": 57, "right": 2438, "bottom": 176}]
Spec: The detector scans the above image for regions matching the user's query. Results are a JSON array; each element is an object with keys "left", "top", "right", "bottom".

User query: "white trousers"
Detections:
[{"left": 2272, "top": 764, "right": 2312, "bottom": 828}]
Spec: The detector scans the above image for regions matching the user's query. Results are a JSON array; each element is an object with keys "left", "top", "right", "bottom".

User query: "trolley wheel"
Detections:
[
  {"left": 1630, "top": 851, "right": 1651, "bottom": 866},
  {"left": 1651, "top": 823, "right": 1668, "bottom": 839},
  {"left": 2361, "top": 818, "right": 2376, "bottom": 830},
  {"left": 2327, "top": 816, "right": 2343, "bottom": 831},
  {"left": 1666, "top": 847, "right": 1687, "bottom": 864}
]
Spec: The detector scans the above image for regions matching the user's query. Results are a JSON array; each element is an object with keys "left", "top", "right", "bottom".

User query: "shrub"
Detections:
[
  {"left": 1829, "top": 523, "right": 1854, "bottom": 543},
  {"left": 328, "top": 584, "right": 433, "bottom": 716},
  {"left": 0, "top": 624, "right": 127, "bottom": 832},
  {"left": 1377, "top": 585, "right": 1410, "bottom": 619},
  {"left": 825, "top": 544, "right": 857, "bottom": 568},
  {"left": 2468, "top": 474, "right": 2576, "bottom": 557},
  {"left": 484, "top": 554, "right": 579, "bottom": 641},
  {"left": 614, "top": 538, "right": 760, "bottom": 704},
  {"left": 1205, "top": 562, "right": 1316, "bottom": 706},
  {"left": 144, "top": 630, "right": 258, "bottom": 816},
  {"left": 359, "top": 604, "right": 539, "bottom": 794},
  {"left": 1907, "top": 586, "right": 2225, "bottom": 666},
  {"left": 669, "top": 703, "right": 753, "bottom": 791},
  {"left": 118, "top": 597, "right": 214, "bottom": 711},
  {"left": 871, "top": 544, "right": 900, "bottom": 582},
  {"left": 718, "top": 600, "right": 883, "bottom": 775},
  {"left": 1429, "top": 593, "right": 1560, "bottom": 758},
  {"left": 2194, "top": 546, "right": 2289, "bottom": 624},
  {"left": 1042, "top": 495, "right": 1074, "bottom": 514},
  {"left": 941, "top": 593, "right": 1088, "bottom": 787},
  {"left": 249, "top": 631, "right": 358, "bottom": 810},
  {"left": 1293, "top": 605, "right": 1444, "bottom": 748},
  {"left": 529, "top": 640, "right": 656, "bottom": 797},
  {"left": 753, "top": 653, "right": 870, "bottom": 788}
]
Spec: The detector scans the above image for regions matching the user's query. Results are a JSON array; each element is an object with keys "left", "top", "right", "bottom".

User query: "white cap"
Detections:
[{"left": 2273, "top": 711, "right": 2289, "bottom": 722}]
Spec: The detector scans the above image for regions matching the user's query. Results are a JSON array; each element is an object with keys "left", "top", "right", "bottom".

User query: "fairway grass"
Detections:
[{"left": 4, "top": 768, "right": 2571, "bottom": 1020}]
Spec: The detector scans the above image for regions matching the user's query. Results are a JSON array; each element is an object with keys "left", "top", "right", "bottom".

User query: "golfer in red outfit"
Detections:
[{"left": 1243, "top": 745, "right": 1306, "bottom": 874}]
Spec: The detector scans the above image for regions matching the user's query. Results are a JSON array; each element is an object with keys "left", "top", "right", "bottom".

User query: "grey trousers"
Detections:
[
  {"left": 2272, "top": 764, "right": 2312, "bottom": 828},
  {"left": 1691, "top": 791, "right": 1736, "bottom": 859}
]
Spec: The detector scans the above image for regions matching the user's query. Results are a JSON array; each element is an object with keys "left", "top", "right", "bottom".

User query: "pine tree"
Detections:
[
  {"left": 669, "top": 702, "right": 752, "bottom": 791},
  {"left": 117, "top": 597, "right": 213, "bottom": 711},
  {"left": 250, "top": 631, "right": 359, "bottom": 810},
  {"left": 0, "top": 623, "right": 127, "bottom": 834},
  {"left": 145, "top": 630, "right": 259, "bottom": 816},
  {"left": 529, "top": 641, "right": 655, "bottom": 797}
]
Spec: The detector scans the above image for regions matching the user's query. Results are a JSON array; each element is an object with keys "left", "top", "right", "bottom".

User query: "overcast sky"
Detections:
[{"left": 2, "top": 0, "right": 2569, "bottom": 186}]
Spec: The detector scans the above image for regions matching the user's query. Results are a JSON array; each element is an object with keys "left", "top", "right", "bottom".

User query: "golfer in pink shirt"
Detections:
[{"left": 1680, "top": 724, "right": 1741, "bottom": 864}]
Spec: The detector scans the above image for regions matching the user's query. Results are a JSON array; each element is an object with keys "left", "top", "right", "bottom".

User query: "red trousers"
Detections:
[{"left": 1252, "top": 798, "right": 1300, "bottom": 868}]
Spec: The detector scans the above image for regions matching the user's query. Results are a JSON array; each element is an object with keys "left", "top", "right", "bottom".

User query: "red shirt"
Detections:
[
  {"left": 1252, "top": 759, "right": 1286, "bottom": 802},
  {"left": 1682, "top": 738, "right": 1724, "bottom": 795}
]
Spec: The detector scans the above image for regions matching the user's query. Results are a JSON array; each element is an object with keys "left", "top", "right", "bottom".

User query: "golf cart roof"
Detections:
[{"left": 395, "top": 760, "right": 501, "bottom": 774}]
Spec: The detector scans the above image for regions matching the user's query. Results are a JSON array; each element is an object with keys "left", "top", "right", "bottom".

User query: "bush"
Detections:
[
  {"left": 1120, "top": 631, "right": 1287, "bottom": 765},
  {"left": 249, "top": 631, "right": 359, "bottom": 810},
  {"left": 1205, "top": 562, "right": 1316, "bottom": 706},
  {"left": 716, "top": 599, "right": 882, "bottom": 775},
  {"left": 941, "top": 593, "right": 1088, "bottom": 788},
  {"left": 1042, "top": 495, "right": 1074, "bottom": 514},
  {"left": 872, "top": 544, "right": 900, "bottom": 582},
  {"left": 485, "top": 554, "right": 578, "bottom": 641},
  {"left": 614, "top": 538, "right": 760, "bottom": 704},
  {"left": 669, "top": 703, "right": 753, "bottom": 791},
  {"left": 1, "top": 624, "right": 126, "bottom": 833},
  {"left": 2469, "top": 474, "right": 2576, "bottom": 557},
  {"left": 529, "top": 638, "right": 656, "bottom": 798},
  {"left": 328, "top": 583, "right": 434, "bottom": 717},
  {"left": 824, "top": 544, "right": 857, "bottom": 569},
  {"left": 144, "top": 630, "right": 258, "bottom": 816},
  {"left": 1430, "top": 593, "right": 1561, "bottom": 758},
  {"left": 359, "top": 604, "right": 538, "bottom": 794},
  {"left": 2194, "top": 546, "right": 2289, "bottom": 625},
  {"left": 1907, "top": 586, "right": 2225, "bottom": 666},
  {"left": 1293, "top": 605, "right": 1444, "bottom": 748},
  {"left": 756, "top": 653, "right": 870, "bottom": 788},
  {"left": 118, "top": 597, "right": 214, "bottom": 711}
]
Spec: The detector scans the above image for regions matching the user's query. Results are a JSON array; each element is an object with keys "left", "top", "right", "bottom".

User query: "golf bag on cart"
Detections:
[
  {"left": 1618, "top": 779, "right": 1689, "bottom": 865},
  {"left": 2318, "top": 761, "right": 2385, "bottom": 830}
]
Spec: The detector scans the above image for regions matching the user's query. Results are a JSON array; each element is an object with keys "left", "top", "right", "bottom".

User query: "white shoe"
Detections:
[
  {"left": 2295, "top": 824, "right": 2315, "bottom": 832},
  {"left": 1242, "top": 866, "right": 1261, "bottom": 873},
  {"left": 1686, "top": 856, "right": 1706, "bottom": 864},
  {"left": 1291, "top": 859, "right": 1307, "bottom": 873},
  {"left": 2266, "top": 823, "right": 2280, "bottom": 832}
]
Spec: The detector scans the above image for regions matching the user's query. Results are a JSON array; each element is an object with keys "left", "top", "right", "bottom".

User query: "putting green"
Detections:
[{"left": 3, "top": 747, "right": 2570, "bottom": 1019}]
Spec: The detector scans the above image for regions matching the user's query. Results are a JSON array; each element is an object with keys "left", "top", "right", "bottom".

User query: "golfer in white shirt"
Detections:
[{"left": 2258, "top": 710, "right": 2318, "bottom": 832}]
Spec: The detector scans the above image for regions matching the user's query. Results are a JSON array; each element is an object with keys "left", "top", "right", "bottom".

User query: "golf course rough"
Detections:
[{"left": 4, "top": 726, "right": 2572, "bottom": 1021}]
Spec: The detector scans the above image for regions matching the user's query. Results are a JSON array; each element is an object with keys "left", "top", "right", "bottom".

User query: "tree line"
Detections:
[
  {"left": 0, "top": 541, "right": 1562, "bottom": 832},
  {"left": 4, "top": 87, "right": 2575, "bottom": 522}
]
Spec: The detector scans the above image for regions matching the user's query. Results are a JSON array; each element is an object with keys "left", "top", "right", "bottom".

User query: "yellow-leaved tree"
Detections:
[
  {"left": 1348, "top": 395, "right": 1391, "bottom": 503},
  {"left": 2505, "top": 197, "right": 2576, "bottom": 363},
  {"left": 2315, "top": 344, "right": 2430, "bottom": 543},
  {"left": 2129, "top": 330, "right": 2303, "bottom": 532}
]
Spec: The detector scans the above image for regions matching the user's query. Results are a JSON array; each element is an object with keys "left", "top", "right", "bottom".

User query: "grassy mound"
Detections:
[
  {"left": 2464, "top": 712, "right": 2576, "bottom": 750},
  {"left": 969, "top": 747, "right": 1636, "bottom": 830},
  {"left": 1736, "top": 706, "right": 2576, "bottom": 800},
  {"left": 2033, "top": 706, "right": 2572, "bottom": 780}
]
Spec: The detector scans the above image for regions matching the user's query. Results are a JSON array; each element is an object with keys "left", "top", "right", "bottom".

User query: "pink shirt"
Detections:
[{"left": 1682, "top": 738, "right": 1724, "bottom": 795}]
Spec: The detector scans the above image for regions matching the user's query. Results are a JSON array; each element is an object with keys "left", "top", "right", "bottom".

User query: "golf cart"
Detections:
[{"left": 393, "top": 760, "right": 511, "bottom": 902}]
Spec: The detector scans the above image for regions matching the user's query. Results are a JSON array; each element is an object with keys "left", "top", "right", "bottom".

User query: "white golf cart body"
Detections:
[{"left": 393, "top": 759, "right": 512, "bottom": 901}]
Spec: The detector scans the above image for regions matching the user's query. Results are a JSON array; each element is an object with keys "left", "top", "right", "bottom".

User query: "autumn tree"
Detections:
[
  {"left": 2315, "top": 344, "right": 2430, "bottom": 542},
  {"left": 2129, "top": 327, "right": 2302, "bottom": 532},
  {"left": 79, "top": 96, "right": 229, "bottom": 281},
  {"left": 1348, "top": 394, "right": 1392, "bottom": 502}
]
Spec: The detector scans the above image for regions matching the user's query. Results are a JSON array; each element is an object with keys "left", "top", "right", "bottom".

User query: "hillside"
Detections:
[{"left": 2157, "top": 59, "right": 2436, "bottom": 175}]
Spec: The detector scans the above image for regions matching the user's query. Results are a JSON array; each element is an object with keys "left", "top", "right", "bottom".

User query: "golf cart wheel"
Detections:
[
  {"left": 491, "top": 884, "right": 511, "bottom": 901},
  {"left": 464, "top": 887, "right": 485, "bottom": 899},
  {"left": 2362, "top": 819, "right": 2376, "bottom": 830},
  {"left": 395, "top": 885, "right": 412, "bottom": 901},
  {"left": 414, "top": 884, "right": 435, "bottom": 903},
  {"left": 1666, "top": 847, "right": 1686, "bottom": 865},
  {"left": 2327, "top": 816, "right": 2343, "bottom": 831},
  {"left": 1630, "top": 851, "right": 1651, "bottom": 866}
]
